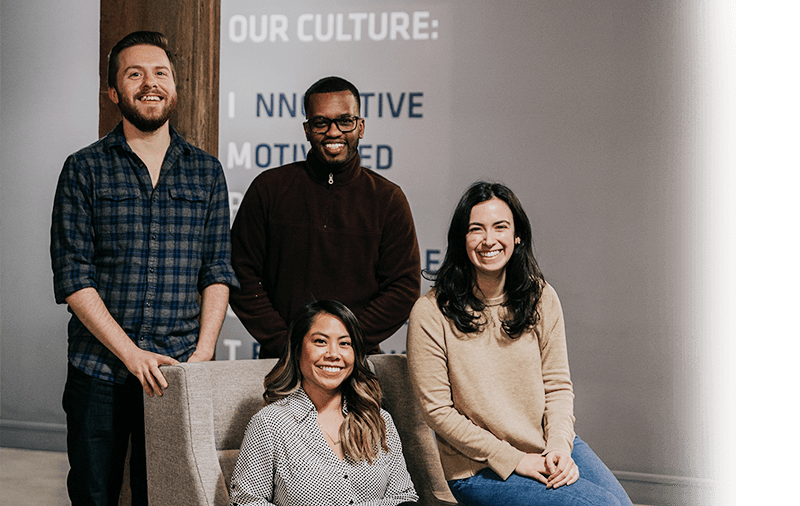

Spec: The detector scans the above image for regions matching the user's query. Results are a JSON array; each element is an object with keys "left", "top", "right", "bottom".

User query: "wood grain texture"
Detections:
[{"left": 99, "top": 0, "right": 221, "bottom": 155}]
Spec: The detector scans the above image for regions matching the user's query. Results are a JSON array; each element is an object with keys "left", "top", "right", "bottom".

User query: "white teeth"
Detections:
[
  {"left": 141, "top": 96, "right": 161, "bottom": 101},
  {"left": 479, "top": 250, "right": 501, "bottom": 258},
  {"left": 319, "top": 366, "right": 341, "bottom": 373}
]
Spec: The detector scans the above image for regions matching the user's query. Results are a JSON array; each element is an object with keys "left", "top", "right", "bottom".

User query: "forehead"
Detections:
[
  {"left": 469, "top": 197, "right": 514, "bottom": 223},
  {"left": 306, "top": 91, "right": 359, "bottom": 118},
  {"left": 306, "top": 313, "right": 348, "bottom": 336},
  {"left": 117, "top": 44, "right": 172, "bottom": 72}
]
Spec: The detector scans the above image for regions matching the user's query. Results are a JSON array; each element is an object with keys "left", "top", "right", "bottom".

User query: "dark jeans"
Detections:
[{"left": 62, "top": 364, "right": 148, "bottom": 506}]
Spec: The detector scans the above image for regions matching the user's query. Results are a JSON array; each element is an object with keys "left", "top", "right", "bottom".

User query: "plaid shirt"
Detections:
[{"left": 51, "top": 123, "right": 239, "bottom": 384}]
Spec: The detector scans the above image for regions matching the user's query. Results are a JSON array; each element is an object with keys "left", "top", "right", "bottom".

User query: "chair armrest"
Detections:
[{"left": 143, "top": 363, "right": 229, "bottom": 506}]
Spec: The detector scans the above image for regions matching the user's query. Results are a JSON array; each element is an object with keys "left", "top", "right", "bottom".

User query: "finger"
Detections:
[
  {"left": 546, "top": 461, "right": 574, "bottom": 488},
  {"left": 548, "top": 452, "right": 569, "bottom": 475},
  {"left": 136, "top": 372, "right": 155, "bottom": 397},
  {"left": 150, "top": 366, "right": 170, "bottom": 395},
  {"left": 529, "top": 470, "right": 548, "bottom": 486},
  {"left": 568, "top": 468, "right": 580, "bottom": 486},
  {"left": 553, "top": 466, "right": 580, "bottom": 489}
]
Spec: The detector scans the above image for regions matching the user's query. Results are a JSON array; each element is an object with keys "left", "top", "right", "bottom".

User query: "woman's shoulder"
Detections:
[
  {"left": 540, "top": 281, "right": 560, "bottom": 302},
  {"left": 411, "top": 288, "right": 441, "bottom": 313},
  {"left": 379, "top": 408, "right": 403, "bottom": 441},
  {"left": 250, "top": 391, "right": 306, "bottom": 424}
]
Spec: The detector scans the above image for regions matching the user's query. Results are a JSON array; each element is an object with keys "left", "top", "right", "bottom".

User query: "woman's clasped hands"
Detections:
[{"left": 515, "top": 450, "right": 580, "bottom": 489}]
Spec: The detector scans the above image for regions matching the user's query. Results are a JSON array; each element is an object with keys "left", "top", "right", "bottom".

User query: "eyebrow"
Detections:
[
  {"left": 124, "top": 64, "right": 171, "bottom": 73},
  {"left": 310, "top": 331, "right": 350, "bottom": 339},
  {"left": 469, "top": 219, "right": 511, "bottom": 227}
]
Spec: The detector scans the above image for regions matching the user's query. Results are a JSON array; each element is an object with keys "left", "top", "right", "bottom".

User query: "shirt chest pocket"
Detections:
[
  {"left": 95, "top": 187, "right": 142, "bottom": 252},
  {"left": 165, "top": 185, "right": 209, "bottom": 241}
]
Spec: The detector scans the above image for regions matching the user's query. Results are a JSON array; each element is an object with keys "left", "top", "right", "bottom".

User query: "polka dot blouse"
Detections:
[{"left": 229, "top": 387, "right": 418, "bottom": 505}]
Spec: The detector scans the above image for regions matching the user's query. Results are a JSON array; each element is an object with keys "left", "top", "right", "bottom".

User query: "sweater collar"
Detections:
[{"left": 304, "top": 148, "right": 362, "bottom": 186}]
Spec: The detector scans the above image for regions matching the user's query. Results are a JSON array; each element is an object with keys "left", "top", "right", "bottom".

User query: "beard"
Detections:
[{"left": 116, "top": 90, "right": 177, "bottom": 132}]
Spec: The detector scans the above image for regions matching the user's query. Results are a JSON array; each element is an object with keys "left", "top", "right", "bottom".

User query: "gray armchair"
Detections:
[{"left": 143, "top": 354, "right": 457, "bottom": 506}]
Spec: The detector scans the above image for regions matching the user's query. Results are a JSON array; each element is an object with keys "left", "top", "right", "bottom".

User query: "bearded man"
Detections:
[{"left": 50, "top": 31, "right": 238, "bottom": 505}]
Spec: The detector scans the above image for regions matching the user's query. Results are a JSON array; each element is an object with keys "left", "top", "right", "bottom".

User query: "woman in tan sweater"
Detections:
[{"left": 407, "top": 182, "right": 633, "bottom": 506}]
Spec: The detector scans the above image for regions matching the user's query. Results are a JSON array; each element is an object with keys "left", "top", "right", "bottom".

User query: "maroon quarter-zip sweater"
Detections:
[{"left": 230, "top": 150, "right": 421, "bottom": 358}]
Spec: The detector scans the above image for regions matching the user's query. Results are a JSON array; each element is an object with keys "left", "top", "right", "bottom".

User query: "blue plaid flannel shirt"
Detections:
[{"left": 50, "top": 123, "right": 239, "bottom": 384}]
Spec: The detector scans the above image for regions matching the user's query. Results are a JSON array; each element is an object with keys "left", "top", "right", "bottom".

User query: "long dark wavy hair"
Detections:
[
  {"left": 262, "top": 300, "right": 388, "bottom": 463},
  {"left": 425, "top": 181, "right": 546, "bottom": 337}
]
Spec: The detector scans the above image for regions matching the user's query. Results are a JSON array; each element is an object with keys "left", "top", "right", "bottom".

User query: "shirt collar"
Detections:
[
  {"left": 304, "top": 148, "right": 362, "bottom": 186},
  {"left": 285, "top": 386, "right": 349, "bottom": 423}
]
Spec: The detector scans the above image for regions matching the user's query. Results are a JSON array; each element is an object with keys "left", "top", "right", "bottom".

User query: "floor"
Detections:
[
  {"left": 1, "top": 448, "right": 71, "bottom": 506},
  {"left": 1, "top": 447, "right": 652, "bottom": 505}
]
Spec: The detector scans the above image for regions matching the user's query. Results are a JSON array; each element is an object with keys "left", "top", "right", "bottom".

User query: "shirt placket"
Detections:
[
  {"left": 335, "top": 458, "right": 357, "bottom": 506},
  {"left": 140, "top": 174, "right": 162, "bottom": 342}
]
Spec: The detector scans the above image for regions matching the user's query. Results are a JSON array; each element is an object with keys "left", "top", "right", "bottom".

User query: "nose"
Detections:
[
  {"left": 326, "top": 121, "right": 343, "bottom": 136},
  {"left": 325, "top": 342, "right": 341, "bottom": 359},
  {"left": 142, "top": 71, "right": 158, "bottom": 89}
]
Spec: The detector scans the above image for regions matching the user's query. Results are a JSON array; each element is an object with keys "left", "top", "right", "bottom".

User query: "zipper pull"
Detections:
[{"left": 328, "top": 173, "right": 334, "bottom": 185}]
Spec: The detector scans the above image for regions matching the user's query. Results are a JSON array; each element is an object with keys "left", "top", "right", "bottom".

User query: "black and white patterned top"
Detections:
[{"left": 229, "top": 387, "right": 418, "bottom": 506}]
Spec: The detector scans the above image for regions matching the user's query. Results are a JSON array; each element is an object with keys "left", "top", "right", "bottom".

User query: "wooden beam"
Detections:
[{"left": 99, "top": 0, "right": 221, "bottom": 156}]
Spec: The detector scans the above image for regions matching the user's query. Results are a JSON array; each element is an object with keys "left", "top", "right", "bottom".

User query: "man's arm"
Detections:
[
  {"left": 229, "top": 175, "right": 290, "bottom": 356},
  {"left": 65, "top": 287, "right": 178, "bottom": 396},
  {"left": 356, "top": 187, "right": 421, "bottom": 348},
  {"left": 189, "top": 283, "right": 230, "bottom": 362}
]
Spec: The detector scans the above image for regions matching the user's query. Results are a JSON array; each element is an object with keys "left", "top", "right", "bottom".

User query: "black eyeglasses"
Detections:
[{"left": 306, "top": 115, "right": 361, "bottom": 134}]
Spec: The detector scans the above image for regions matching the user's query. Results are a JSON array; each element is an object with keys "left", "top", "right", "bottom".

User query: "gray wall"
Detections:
[
  {"left": 0, "top": 0, "right": 101, "bottom": 447},
  {"left": 0, "top": 1, "right": 733, "bottom": 505}
]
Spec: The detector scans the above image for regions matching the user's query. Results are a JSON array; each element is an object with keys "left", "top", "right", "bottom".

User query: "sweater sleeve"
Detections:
[
  {"left": 355, "top": 186, "right": 421, "bottom": 349},
  {"left": 229, "top": 176, "right": 289, "bottom": 356},
  {"left": 538, "top": 284, "right": 576, "bottom": 456},
  {"left": 406, "top": 295, "right": 525, "bottom": 480}
]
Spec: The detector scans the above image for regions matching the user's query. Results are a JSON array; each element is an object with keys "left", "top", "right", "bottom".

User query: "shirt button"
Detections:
[
  {"left": 343, "top": 475, "right": 348, "bottom": 479},
  {"left": 149, "top": 268, "right": 154, "bottom": 273}
]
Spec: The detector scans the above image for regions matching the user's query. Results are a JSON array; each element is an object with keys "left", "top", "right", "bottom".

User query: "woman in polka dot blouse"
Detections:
[{"left": 229, "top": 300, "right": 418, "bottom": 506}]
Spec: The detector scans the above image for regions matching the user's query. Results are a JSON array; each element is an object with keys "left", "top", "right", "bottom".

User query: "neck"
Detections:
[
  {"left": 123, "top": 120, "right": 171, "bottom": 188},
  {"left": 122, "top": 120, "right": 171, "bottom": 154},
  {"left": 306, "top": 149, "right": 360, "bottom": 184},
  {"left": 475, "top": 269, "right": 507, "bottom": 300},
  {"left": 302, "top": 380, "right": 343, "bottom": 415}
]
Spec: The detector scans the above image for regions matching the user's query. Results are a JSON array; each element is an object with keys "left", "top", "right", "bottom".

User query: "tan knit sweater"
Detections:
[{"left": 406, "top": 283, "right": 575, "bottom": 481}]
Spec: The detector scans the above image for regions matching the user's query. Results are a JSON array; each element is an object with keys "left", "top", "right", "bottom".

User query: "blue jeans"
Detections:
[
  {"left": 62, "top": 364, "right": 148, "bottom": 506},
  {"left": 448, "top": 436, "right": 633, "bottom": 506}
]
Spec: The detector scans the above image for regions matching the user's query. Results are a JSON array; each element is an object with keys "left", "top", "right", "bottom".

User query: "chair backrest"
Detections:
[{"left": 143, "top": 355, "right": 457, "bottom": 506}]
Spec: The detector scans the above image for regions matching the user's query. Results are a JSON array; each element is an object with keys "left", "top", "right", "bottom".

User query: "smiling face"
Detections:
[
  {"left": 303, "top": 91, "right": 364, "bottom": 169},
  {"left": 108, "top": 44, "right": 177, "bottom": 133},
  {"left": 299, "top": 313, "right": 355, "bottom": 398},
  {"left": 466, "top": 197, "right": 518, "bottom": 287}
]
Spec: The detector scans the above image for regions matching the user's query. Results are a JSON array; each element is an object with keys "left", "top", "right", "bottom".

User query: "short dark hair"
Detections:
[
  {"left": 107, "top": 31, "right": 177, "bottom": 89},
  {"left": 304, "top": 76, "right": 361, "bottom": 117}
]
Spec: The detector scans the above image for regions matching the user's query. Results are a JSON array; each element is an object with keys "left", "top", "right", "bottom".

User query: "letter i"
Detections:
[{"left": 228, "top": 92, "right": 236, "bottom": 119}]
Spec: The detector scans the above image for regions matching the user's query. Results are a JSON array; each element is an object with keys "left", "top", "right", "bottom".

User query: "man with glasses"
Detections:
[{"left": 230, "top": 76, "right": 421, "bottom": 358}]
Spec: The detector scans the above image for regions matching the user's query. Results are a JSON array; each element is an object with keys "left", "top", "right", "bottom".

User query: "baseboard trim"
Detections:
[
  {"left": 614, "top": 470, "right": 716, "bottom": 505},
  {"left": 0, "top": 419, "right": 67, "bottom": 452}
]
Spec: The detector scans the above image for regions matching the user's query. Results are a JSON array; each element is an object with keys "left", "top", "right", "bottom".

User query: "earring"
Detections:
[{"left": 515, "top": 237, "right": 521, "bottom": 245}]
